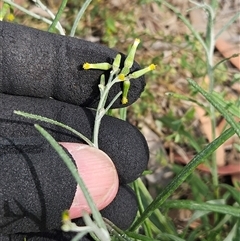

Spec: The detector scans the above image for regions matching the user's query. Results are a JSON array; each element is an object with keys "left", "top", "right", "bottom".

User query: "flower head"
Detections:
[
  {"left": 121, "top": 38, "right": 141, "bottom": 76},
  {"left": 6, "top": 13, "right": 15, "bottom": 22},
  {"left": 129, "top": 64, "right": 156, "bottom": 79},
  {"left": 83, "top": 62, "right": 112, "bottom": 70},
  {"left": 118, "top": 74, "right": 125, "bottom": 81},
  {"left": 112, "top": 54, "right": 121, "bottom": 72},
  {"left": 121, "top": 79, "right": 130, "bottom": 104}
]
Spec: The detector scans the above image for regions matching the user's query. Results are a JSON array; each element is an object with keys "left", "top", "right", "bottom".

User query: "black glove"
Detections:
[{"left": 0, "top": 22, "right": 149, "bottom": 241}]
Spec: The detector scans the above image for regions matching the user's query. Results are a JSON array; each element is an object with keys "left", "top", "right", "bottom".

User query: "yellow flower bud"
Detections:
[
  {"left": 149, "top": 64, "right": 156, "bottom": 70},
  {"left": 121, "top": 39, "right": 141, "bottom": 76},
  {"left": 121, "top": 79, "right": 130, "bottom": 104},
  {"left": 62, "top": 210, "right": 70, "bottom": 222},
  {"left": 112, "top": 54, "right": 121, "bottom": 72},
  {"left": 118, "top": 74, "right": 125, "bottom": 81},
  {"left": 121, "top": 97, "right": 128, "bottom": 104},
  {"left": 83, "top": 62, "right": 112, "bottom": 70},
  {"left": 129, "top": 64, "right": 156, "bottom": 79},
  {"left": 6, "top": 13, "right": 15, "bottom": 22}
]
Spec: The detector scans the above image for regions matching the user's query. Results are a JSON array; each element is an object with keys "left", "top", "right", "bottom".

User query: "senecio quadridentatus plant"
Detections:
[
  {"left": 61, "top": 39, "right": 156, "bottom": 241},
  {"left": 83, "top": 38, "right": 156, "bottom": 149}
]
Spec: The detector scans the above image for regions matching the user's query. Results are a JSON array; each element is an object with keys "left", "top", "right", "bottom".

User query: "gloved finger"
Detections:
[
  {"left": 1, "top": 186, "right": 137, "bottom": 241},
  {"left": 0, "top": 21, "right": 145, "bottom": 108},
  {"left": 0, "top": 135, "right": 136, "bottom": 234},
  {"left": 73, "top": 185, "right": 138, "bottom": 230},
  {"left": 0, "top": 136, "right": 77, "bottom": 234},
  {"left": 0, "top": 230, "right": 91, "bottom": 241},
  {"left": 59, "top": 143, "right": 119, "bottom": 220},
  {"left": 2, "top": 94, "right": 149, "bottom": 183}
]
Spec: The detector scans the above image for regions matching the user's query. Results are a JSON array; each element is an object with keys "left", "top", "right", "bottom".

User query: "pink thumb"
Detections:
[{"left": 59, "top": 142, "right": 119, "bottom": 219}]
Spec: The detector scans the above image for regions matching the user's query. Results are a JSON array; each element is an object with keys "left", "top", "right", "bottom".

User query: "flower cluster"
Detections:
[{"left": 83, "top": 39, "right": 156, "bottom": 104}]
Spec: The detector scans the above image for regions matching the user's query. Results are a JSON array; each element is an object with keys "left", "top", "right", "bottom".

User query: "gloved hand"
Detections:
[{"left": 0, "top": 22, "right": 149, "bottom": 241}]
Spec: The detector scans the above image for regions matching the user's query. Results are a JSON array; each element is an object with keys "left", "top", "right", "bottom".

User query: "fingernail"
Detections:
[{"left": 59, "top": 142, "right": 119, "bottom": 219}]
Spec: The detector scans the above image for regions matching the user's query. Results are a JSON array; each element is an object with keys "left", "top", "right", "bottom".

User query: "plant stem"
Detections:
[
  {"left": 48, "top": 0, "right": 68, "bottom": 32},
  {"left": 32, "top": 0, "right": 65, "bottom": 35},
  {"left": 3, "top": 0, "right": 62, "bottom": 31},
  {"left": 70, "top": 0, "right": 92, "bottom": 37},
  {"left": 215, "top": 12, "right": 240, "bottom": 40},
  {"left": 14, "top": 111, "right": 94, "bottom": 146},
  {"left": 158, "top": 0, "right": 208, "bottom": 54},
  {"left": 93, "top": 73, "right": 120, "bottom": 148},
  {"left": 161, "top": 0, "right": 221, "bottom": 196},
  {"left": 34, "top": 124, "right": 108, "bottom": 233},
  {"left": 204, "top": 3, "right": 219, "bottom": 196}
]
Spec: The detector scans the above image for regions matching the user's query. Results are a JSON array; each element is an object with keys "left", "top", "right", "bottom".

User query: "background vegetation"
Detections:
[{"left": 1, "top": 0, "right": 240, "bottom": 240}]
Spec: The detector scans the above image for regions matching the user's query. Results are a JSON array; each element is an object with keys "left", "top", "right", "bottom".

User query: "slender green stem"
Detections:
[
  {"left": 165, "top": 92, "right": 206, "bottom": 109},
  {"left": 160, "top": 4, "right": 219, "bottom": 190},
  {"left": 71, "top": 231, "right": 91, "bottom": 241},
  {"left": 3, "top": 0, "right": 63, "bottom": 32},
  {"left": 215, "top": 12, "right": 240, "bottom": 40},
  {"left": 104, "top": 91, "right": 122, "bottom": 114},
  {"left": 204, "top": 3, "right": 219, "bottom": 195},
  {"left": 48, "top": 0, "right": 68, "bottom": 32},
  {"left": 70, "top": 0, "right": 92, "bottom": 37},
  {"left": 93, "top": 75, "right": 120, "bottom": 148},
  {"left": 14, "top": 110, "right": 94, "bottom": 146},
  {"left": 130, "top": 126, "right": 237, "bottom": 231},
  {"left": 213, "top": 53, "right": 240, "bottom": 71},
  {"left": 157, "top": 0, "right": 208, "bottom": 55},
  {"left": 32, "top": 0, "right": 65, "bottom": 35},
  {"left": 119, "top": 107, "right": 127, "bottom": 121},
  {"left": 34, "top": 124, "right": 108, "bottom": 232}
]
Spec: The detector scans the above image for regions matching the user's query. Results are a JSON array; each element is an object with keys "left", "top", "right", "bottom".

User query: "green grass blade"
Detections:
[
  {"left": 187, "top": 78, "right": 240, "bottom": 138},
  {"left": 134, "top": 178, "right": 176, "bottom": 234},
  {"left": 220, "top": 184, "right": 240, "bottom": 204},
  {"left": 104, "top": 218, "right": 132, "bottom": 241},
  {"left": 161, "top": 200, "right": 240, "bottom": 218},
  {"left": 133, "top": 180, "right": 153, "bottom": 238},
  {"left": 211, "top": 91, "right": 240, "bottom": 118},
  {"left": 125, "top": 231, "right": 160, "bottom": 241},
  {"left": 223, "top": 221, "right": 238, "bottom": 241},
  {"left": 130, "top": 125, "right": 237, "bottom": 231},
  {"left": 156, "top": 233, "right": 186, "bottom": 241}
]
